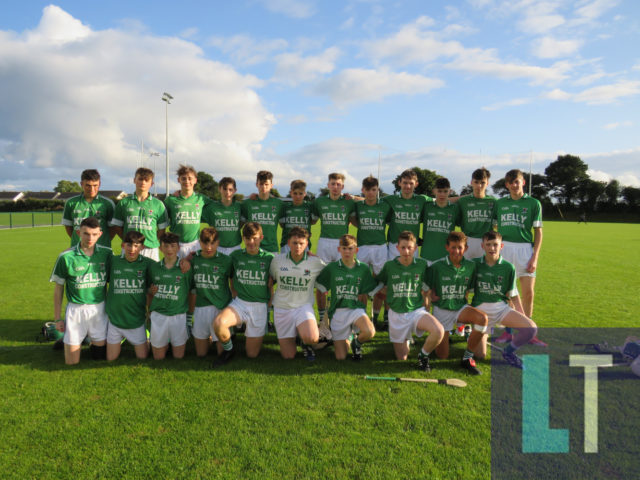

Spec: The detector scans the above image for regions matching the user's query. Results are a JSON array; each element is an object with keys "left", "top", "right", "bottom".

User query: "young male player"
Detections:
[
  {"left": 111, "top": 167, "right": 169, "bottom": 261},
  {"left": 420, "top": 177, "right": 460, "bottom": 265},
  {"left": 316, "top": 234, "right": 377, "bottom": 360},
  {"left": 50, "top": 217, "right": 112, "bottom": 365},
  {"left": 426, "top": 231, "right": 488, "bottom": 375},
  {"left": 213, "top": 222, "right": 274, "bottom": 364},
  {"left": 279, "top": 180, "right": 315, "bottom": 255},
  {"left": 493, "top": 169, "right": 545, "bottom": 346},
  {"left": 105, "top": 230, "right": 153, "bottom": 361},
  {"left": 164, "top": 165, "right": 211, "bottom": 257},
  {"left": 191, "top": 227, "right": 233, "bottom": 357},
  {"left": 374, "top": 231, "right": 444, "bottom": 372},
  {"left": 241, "top": 171, "right": 284, "bottom": 253},
  {"left": 456, "top": 168, "right": 496, "bottom": 260},
  {"left": 61, "top": 169, "right": 115, "bottom": 248},
  {"left": 148, "top": 232, "right": 193, "bottom": 360},
  {"left": 270, "top": 227, "right": 325, "bottom": 360},
  {"left": 201, "top": 177, "right": 243, "bottom": 256},
  {"left": 471, "top": 231, "right": 538, "bottom": 368}
]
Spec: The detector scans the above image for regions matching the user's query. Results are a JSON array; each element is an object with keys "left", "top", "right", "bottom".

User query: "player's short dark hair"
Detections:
[
  {"left": 482, "top": 231, "right": 502, "bottom": 242},
  {"left": 446, "top": 231, "right": 467, "bottom": 246},
  {"left": 200, "top": 227, "right": 219, "bottom": 243},
  {"left": 135, "top": 167, "right": 154, "bottom": 180},
  {"left": 397, "top": 230, "right": 416, "bottom": 244},
  {"left": 472, "top": 167, "right": 491, "bottom": 181},
  {"left": 362, "top": 176, "right": 379, "bottom": 190},
  {"left": 435, "top": 177, "right": 451, "bottom": 189},
  {"left": 219, "top": 177, "right": 236, "bottom": 190},
  {"left": 399, "top": 169, "right": 418, "bottom": 181},
  {"left": 288, "top": 227, "right": 309, "bottom": 240},
  {"left": 290, "top": 180, "right": 306, "bottom": 192},
  {"left": 80, "top": 217, "right": 101, "bottom": 229},
  {"left": 505, "top": 169, "right": 524, "bottom": 183},
  {"left": 256, "top": 171, "right": 273, "bottom": 183},
  {"left": 329, "top": 172, "right": 345, "bottom": 182},
  {"left": 81, "top": 169, "right": 101, "bottom": 182},
  {"left": 123, "top": 230, "right": 145, "bottom": 244},
  {"left": 177, "top": 164, "right": 197, "bottom": 177},
  {"left": 160, "top": 232, "right": 180, "bottom": 245},
  {"left": 242, "top": 222, "right": 263, "bottom": 238},
  {"left": 339, "top": 234, "right": 357, "bottom": 247}
]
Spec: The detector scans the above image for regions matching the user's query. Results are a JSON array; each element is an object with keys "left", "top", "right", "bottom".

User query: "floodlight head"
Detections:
[{"left": 162, "top": 92, "right": 173, "bottom": 102}]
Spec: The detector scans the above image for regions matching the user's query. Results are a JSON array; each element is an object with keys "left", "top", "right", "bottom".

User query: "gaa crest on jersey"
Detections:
[
  {"left": 497, "top": 276, "right": 503, "bottom": 283},
  {"left": 137, "top": 270, "right": 143, "bottom": 277},
  {"left": 341, "top": 205, "right": 345, "bottom": 212},
  {"left": 100, "top": 263, "right": 105, "bottom": 269},
  {"left": 213, "top": 266, "right": 219, "bottom": 273},
  {"left": 148, "top": 209, "right": 153, "bottom": 215},
  {"left": 271, "top": 205, "right": 276, "bottom": 212},
  {"left": 522, "top": 208, "right": 528, "bottom": 214},
  {"left": 260, "top": 262, "right": 266, "bottom": 269},
  {"left": 414, "top": 274, "right": 420, "bottom": 282},
  {"left": 304, "top": 269, "right": 310, "bottom": 276},
  {"left": 175, "top": 276, "right": 182, "bottom": 284}
]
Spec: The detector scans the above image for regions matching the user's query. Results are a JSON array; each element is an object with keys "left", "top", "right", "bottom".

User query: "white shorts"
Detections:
[
  {"left": 387, "top": 242, "right": 419, "bottom": 261},
  {"left": 107, "top": 321, "right": 147, "bottom": 346},
  {"left": 141, "top": 247, "right": 160, "bottom": 262},
  {"left": 149, "top": 311, "right": 188, "bottom": 348},
  {"left": 179, "top": 240, "right": 201, "bottom": 258},
  {"left": 331, "top": 308, "right": 366, "bottom": 341},
  {"left": 192, "top": 305, "right": 221, "bottom": 341},
  {"left": 228, "top": 298, "right": 268, "bottom": 337},
  {"left": 357, "top": 245, "right": 387, "bottom": 275},
  {"left": 316, "top": 237, "right": 341, "bottom": 263},
  {"left": 64, "top": 302, "right": 108, "bottom": 345},
  {"left": 218, "top": 245, "right": 242, "bottom": 256},
  {"left": 475, "top": 302, "right": 513, "bottom": 328},
  {"left": 464, "top": 237, "right": 483, "bottom": 260},
  {"left": 432, "top": 305, "right": 471, "bottom": 331},
  {"left": 388, "top": 307, "right": 428, "bottom": 343},
  {"left": 274, "top": 304, "right": 316, "bottom": 339},
  {"left": 502, "top": 241, "right": 535, "bottom": 278}
]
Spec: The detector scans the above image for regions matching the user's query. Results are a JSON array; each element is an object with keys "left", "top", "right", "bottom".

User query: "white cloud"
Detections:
[
  {"left": 257, "top": 0, "right": 316, "bottom": 19},
  {"left": 574, "top": 0, "right": 619, "bottom": 23},
  {"left": 531, "top": 36, "right": 583, "bottom": 59},
  {"left": 272, "top": 47, "right": 340, "bottom": 86},
  {"left": 482, "top": 97, "right": 533, "bottom": 111},
  {"left": 543, "top": 81, "right": 640, "bottom": 104},
  {"left": 208, "top": 34, "right": 288, "bottom": 66},
  {"left": 314, "top": 68, "right": 444, "bottom": 106},
  {"left": 0, "top": 5, "right": 275, "bottom": 191},
  {"left": 179, "top": 27, "right": 199, "bottom": 39},
  {"left": 602, "top": 121, "right": 632, "bottom": 130}
]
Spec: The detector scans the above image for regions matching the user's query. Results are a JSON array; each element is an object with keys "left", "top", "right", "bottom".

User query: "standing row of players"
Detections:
[{"left": 52, "top": 166, "right": 543, "bottom": 371}]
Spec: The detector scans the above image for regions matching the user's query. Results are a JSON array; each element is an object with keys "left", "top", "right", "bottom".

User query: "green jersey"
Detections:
[
  {"left": 106, "top": 253, "right": 153, "bottom": 329},
  {"left": 426, "top": 257, "right": 476, "bottom": 311},
  {"left": 62, "top": 194, "right": 115, "bottom": 248},
  {"left": 112, "top": 194, "right": 169, "bottom": 248},
  {"left": 201, "top": 200, "right": 243, "bottom": 248},
  {"left": 230, "top": 249, "right": 274, "bottom": 303},
  {"left": 279, "top": 200, "right": 313, "bottom": 248},
  {"left": 383, "top": 193, "right": 432, "bottom": 243},
  {"left": 192, "top": 251, "right": 233, "bottom": 309},
  {"left": 312, "top": 195, "right": 356, "bottom": 239},
  {"left": 420, "top": 202, "right": 459, "bottom": 262},
  {"left": 316, "top": 260, "right": 377, "bottom": 319},
  {"left": 471, "top": 256, "right": 518, "bottom": 305},
  {"left": 355, "top": 200, "right": 391, "bottom": 246},
  {"left": 375, "top": 257, "right": 429, "bottom": 313},
  {"left": 456, "top": 195, "right": 496, "bottom": 239},
  {"left": 241, "top": 197, "right": 284, "bottom": 253},
  {"left": 50, "top": 244, "right": 112, "bottom": 305},
  {"left": 149, "top": 258, "right": 193, "bottom": 316},
  {"left": 493, "top": 194, "right": 542, "bottom": 244},
  {"left": 164, "top": 192, "right": 211, "bottom": 243}
]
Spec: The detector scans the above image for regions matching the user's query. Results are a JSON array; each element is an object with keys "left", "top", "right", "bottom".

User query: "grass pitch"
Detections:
[{"left": 0, "top": 221, "right": 637, "bottom": 478}]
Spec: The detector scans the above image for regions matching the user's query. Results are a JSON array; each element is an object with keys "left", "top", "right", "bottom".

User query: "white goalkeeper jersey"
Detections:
[{"left": 270, "top": 252, "right": 325, "bottom": 309}]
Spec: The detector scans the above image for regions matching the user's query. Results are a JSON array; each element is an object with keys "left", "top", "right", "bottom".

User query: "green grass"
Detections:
[
  {"left": 0, "top": 211, "right": 62, "bottom": 228},
  {"left": 0, "top": 222, "right": 637, "bottom": 478}
]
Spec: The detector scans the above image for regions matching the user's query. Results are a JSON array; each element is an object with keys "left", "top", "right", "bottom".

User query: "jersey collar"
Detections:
[{"left": 286, "top": 251, "right": 308, "bottom": 264}]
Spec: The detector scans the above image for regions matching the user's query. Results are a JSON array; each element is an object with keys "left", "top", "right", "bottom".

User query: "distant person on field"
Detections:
[{"left": 578, "top": 212, "right": 587, "bottom": 224}]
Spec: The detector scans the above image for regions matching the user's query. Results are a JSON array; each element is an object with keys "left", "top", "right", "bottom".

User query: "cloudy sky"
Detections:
[{"left": 1, "top": 0, "right": 639, "bottom": 196}]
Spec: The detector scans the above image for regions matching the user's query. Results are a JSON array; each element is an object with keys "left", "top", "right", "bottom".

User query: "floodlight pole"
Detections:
[{"left": 161, "top": 92, "right": 173, "bottom": 197}]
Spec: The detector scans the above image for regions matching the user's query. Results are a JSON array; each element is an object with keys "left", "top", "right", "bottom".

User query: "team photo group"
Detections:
[{"left": 51, "top": 164, "right": 543, "bottom": 376}]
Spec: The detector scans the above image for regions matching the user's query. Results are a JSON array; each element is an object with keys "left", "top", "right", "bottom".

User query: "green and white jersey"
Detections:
[
  {"left": 164, "top": 192, "right": 211, "bottom": 243},
  {"left": 383, "top": 193, "right": 432, "bottom": 243},
  {"left": 355, "top": 200, "right": 391, "bottom": 246},
  {"left": 456, "top": 195, "right": 496, "bottom": 239},
  {"left": 375, "top": 257, "right": 429, "bottom": 313},
  {"left": 191, "top": 251, "right": 233, "bottom": 309},
  {"left": 426, "top": 256, "right": 476, "bottom": 311},
  {"left": 312, "top": 195, "right": 356, "bottom": 239},
  {"left": 471, "top": 256, "right": 518, "bottom": 306},
  {"left": 316, "top": 260, "right": 377, "bottom": 319},
  {"left": 106, "top": 253, "right": 153, "bottom": 329},
  {"left": 149, "top": 258, "right": 193, "bottom": 316},
  {"left": 279, "top": 201, "right": 313, "bottom": 248},
  {"left": 111, "top": 194, "right": 169, "bottom": 249},
  {"left": 230, "top": 248, "right": 274, "bottom": 303},
  {"left": 241, "top": 197, "right": 284, "bottom": 253},
  {"left": 201, "top": 200, "right": 243, "bottom": 248},
  {"left": 493, "top": 194, "right": 542, "bottom": 244},
  {"left": 270, "top": 252, "right": 325, "bottom": 309},
  {"left": 420, "top": 202, "right": 459, "bottom": 262},
  {"left": 50, "top": 244, "right": 112, "bottom": 305},
  {"left": 62, "top": 194, "right": 115, "bottom": 248}
]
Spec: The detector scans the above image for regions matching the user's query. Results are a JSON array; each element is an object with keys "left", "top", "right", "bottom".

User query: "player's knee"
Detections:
[{"left": 246, "top": 350, "right": 260, "bottom": 359}]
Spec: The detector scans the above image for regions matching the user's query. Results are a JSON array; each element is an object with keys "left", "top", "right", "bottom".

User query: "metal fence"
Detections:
[{"left": 0, "top": 211, "right": 63, "bottom": 229}]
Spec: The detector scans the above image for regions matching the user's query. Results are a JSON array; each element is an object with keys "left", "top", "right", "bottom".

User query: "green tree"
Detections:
[
  {"left": 622, "top": 186, "right": 640, "bottom": 210},
  {"left": 194, "top": 171, "right": 219, "bottom": 200},
  {"left": 602, "top": 179, "right": 621, "bottom": 207},
  {"left": 577, "top": 178, "right": 606, "bottom": 211},
  {"left": 544, "top": 154, "right": 589, "bottom": 207},
  {"left": 392, "top": 167, "right": 440, "bottom": 196},
  {"left": 54, "top": 180, "right": 82, "bottom": 193}
]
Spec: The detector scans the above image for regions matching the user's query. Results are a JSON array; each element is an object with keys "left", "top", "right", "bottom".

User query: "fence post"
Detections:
[
  {"left": 32, "top": 212, "right": 35, "bottom": 227},
  {"left": 9, "top": 212, "right": 12, "bottom": 229},
  {"left": 51, "top": 211, "right": 54, "bottom": 226}
]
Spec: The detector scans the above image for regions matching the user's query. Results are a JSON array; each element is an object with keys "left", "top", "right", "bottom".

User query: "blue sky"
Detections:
[{"left": 1, "top": 0, "right": 639, "bottom": 196}]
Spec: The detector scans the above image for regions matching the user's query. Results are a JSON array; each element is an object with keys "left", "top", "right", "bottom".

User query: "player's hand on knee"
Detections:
[{"left": 55, "top": 320, "right": 65, "bottom": 332}]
